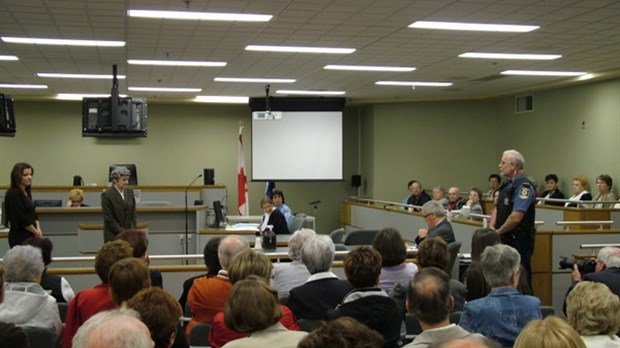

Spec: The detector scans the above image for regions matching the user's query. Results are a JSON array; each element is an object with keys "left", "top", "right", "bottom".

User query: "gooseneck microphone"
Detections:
[{"left": 185, "top": 174, "right": 203, "bottom": 259}]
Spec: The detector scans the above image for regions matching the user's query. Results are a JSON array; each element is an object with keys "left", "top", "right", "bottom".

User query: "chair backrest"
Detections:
[
  {"left": 404, "top": 313, "right": 422, "bottom": 339},
  {"left": 189, "top": 322, "right": 211, "bottom": 348},
  {"left": 343, "top": 229, "right": 379, "bottom": 246},
  {"left": 297, "top": 318, "right": 324, "bottom": 332},
  {"left": 329, "top": 228, "right": 345, "bottom": 244},
  {"left": 23, "top": 326, "right": 57, "bottom": 348},
  {"left": 540, "top": 306, "right": 555, "bottom": 318},
  {"left": 445, "top": 241, "right": 462, "bottom": 275},
  {"left": 291, "top": 213, "right": 307, "bottom": 232},
  {"left": 57, "top": 302, "right": 69, "bottom": 323},
  {"left": 449, "top": 311, "right": 462, "bottom": 325}
]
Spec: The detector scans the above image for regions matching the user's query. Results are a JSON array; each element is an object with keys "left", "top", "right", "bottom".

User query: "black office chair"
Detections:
[
  {"left": 404, "top": 313, "right": 423, "bottom": 339},
  {"left": 189, "top": 322, "right": 211, "bottom": 347},
  {"left": 445, "top": 241, "right": 462, "bottom": 277},
  {"left": 57, "top": 302, "right": 69, "bottom": 323},
  {"left": 329, "top": 228, "right": 345, "bottom": 244},
  {"left": 540, "top": 305, "right": 555, "bottom": 318},
  {"left": 23, "top": 326, "right": 57, "bottom": 348},
  {"left": 343, "top": 229, "right": 379, "bottom": 246}
]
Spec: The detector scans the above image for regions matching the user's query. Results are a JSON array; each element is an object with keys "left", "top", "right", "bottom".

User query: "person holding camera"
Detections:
[{"left": 563, "top": 246, "right": 620, "bottom": 314}]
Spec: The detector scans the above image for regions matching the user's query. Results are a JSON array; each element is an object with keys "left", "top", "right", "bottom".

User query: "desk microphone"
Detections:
[
  {"left": 184, "top": 174, "right": 203, "bottom": 259},
  {"left": 309, "top": 200, "right": 322, "bottom": 205}
]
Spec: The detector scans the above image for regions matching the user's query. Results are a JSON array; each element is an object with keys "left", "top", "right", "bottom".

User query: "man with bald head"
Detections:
[
  {"left": 187, "top": 235, "right": 249, "bottom": 335},
  {"left": 445, "top": 187, "right": 464, "bottom": 211},
  {"left": 403, "top": 267, "right": 483, "bottom": 347}
]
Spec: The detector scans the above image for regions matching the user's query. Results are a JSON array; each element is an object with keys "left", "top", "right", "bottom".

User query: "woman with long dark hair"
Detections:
[{"left": 5, "top": 162, "right": 42, "bottom": 247}]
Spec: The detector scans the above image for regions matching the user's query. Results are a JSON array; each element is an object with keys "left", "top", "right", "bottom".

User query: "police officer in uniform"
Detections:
[{"left": 490, "top": 149, "right": 537, "bottom": 285}]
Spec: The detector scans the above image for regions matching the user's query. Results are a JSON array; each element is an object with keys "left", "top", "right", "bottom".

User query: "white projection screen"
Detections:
[{"left": 252, "top": 111, "right": 343, "bottom": 180}]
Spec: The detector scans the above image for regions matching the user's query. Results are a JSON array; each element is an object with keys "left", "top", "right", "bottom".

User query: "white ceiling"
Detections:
[{"left": 1, "top": 0, "right": 619, "bottom": 103}]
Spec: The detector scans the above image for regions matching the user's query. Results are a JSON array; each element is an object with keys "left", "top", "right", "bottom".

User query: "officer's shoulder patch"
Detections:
[{"left": 518, "top": 187, "right": 531, "bottom": 199}]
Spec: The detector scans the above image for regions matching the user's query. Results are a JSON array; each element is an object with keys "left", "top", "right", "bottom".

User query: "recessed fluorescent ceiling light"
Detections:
[
  {"left": 0, "top": 83, "right": 47, "bottom": 89},
  {"left": 128, "top": 10, "right": 272, "bottom": 22},
  {"left": 128, "top": 59, "right": 226, "bottom": 67},
  {"left": 0, "top": 55, "right": 18, "bottom": 61},
  {"left": 38, "top": 73, "right": 126, "bottom": 79},
  {"left": 1, "top": 37, "right": 125, "bottom": 47},
  {"left": 194, "top": 96, "right": 249, "bottom": 103},
  {"left": 459, "top": 52, "right": 561, "bottom": 60},
  {"left": 57, "top": 93, "right": 128, "bottom": 100},
  {"left": 128, "top": 87, "right": 202, "bottom": 92},
  {"left": 375, "top": 81, "right": 452, "bottom": 87},
  {"left": 246, "top": 45, "right": 355, "bottom": 54},
  {"left": 409, "top": 21, "right": 539, "bottom": 32},
  {"left": 501, "top": 70, "right": 586, "bottom": 76},
  {"left": 276, "top": 90, "right": 346, "bottom": 95},
  {"left": 324, "top": 65, "right": 416, "bottom": 72},
  {"left": 214, "top": 77, "right": 295, "bottom": 83}
]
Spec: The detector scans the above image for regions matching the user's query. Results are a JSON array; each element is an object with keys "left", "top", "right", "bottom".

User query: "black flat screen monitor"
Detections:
[
  {"left": 109, "top": 164, "right": 138, "bottom": 186},
  {"left": 82, "top": 97, "right": 147, "bottom": 137},
  {"left": 34, "top": 199, "right": 63, "bottom": 207},
  {"left": 213, "top": 200, "right": 225, "bottom": 228},
  {"left": 0, "top": 93, "right": 16, "bottom": 137}
]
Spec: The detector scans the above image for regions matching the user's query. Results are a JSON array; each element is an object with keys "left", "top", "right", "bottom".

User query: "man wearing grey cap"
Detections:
[{"left": 102, "top": 166, "right": 137, "bottom": 242}]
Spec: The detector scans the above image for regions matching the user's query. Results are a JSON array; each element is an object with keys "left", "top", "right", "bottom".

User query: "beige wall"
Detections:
[
  {"left": 0, "top": 101, "right": 361, "bottom": 234},
  {"left": 1, "top": 78, "right": 618, "bottom": 232}
]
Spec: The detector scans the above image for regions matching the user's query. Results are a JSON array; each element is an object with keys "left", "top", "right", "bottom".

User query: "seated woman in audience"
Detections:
[
  {"left": 514, "top": 316, "right": 586, "bottom": 348},
  {"left": 67, "top": 188, "right": 89, "bottom": 207},
  {"left": 566, "top": 281, "right": 620, "bottom": 348},
  {"left": 209, "top": 249, "right": 300, "bottom": 348},
  {"left": 0, "top": 245, "right": 63, "bottom": 338},
  {"left": 271, "top": 229, "right": 314, "bottom": 301},
  {"left": 565, "top": 175, "right": 593, "bottom": 207},
  {"left": 465, "top": 228, "right": 531, "bottom": 301},
  {"left": 108, "top": 257, "right": 151, "bottom": 306},
  {"left": 539, "top": 174, "right": 565, "bottom": 206},
  {"left": 24, "top": 236, "right": 75, "bottom": 303},
  {"left": 372, "top": 227, "right": 418, "bottom": 293},
  {"left": 297, "top": 317, "right": 384, "bottom": 348},
  {"left": 126, "top": 287, "right": 184, "bottom": 348},
  {"left": 259, "top": 196, "right": 289, "bottom": 235},
  {"left": 463, "top": 187, "right": 484, "bottom": 220},
  {"left": 218, "top": 276, "right": 307, "bottom": 348},
  {"left": 179, "top": 236, "right": 222, "bottom": 309},
  {"left": 593, "top": 174, "right": 618, "bottom": 208},
  {"left": 116, "top": 229, "right": 163, "bottom": 288},
  {"left": 431, "top": 186, "right": 449, "bottom": 208}
]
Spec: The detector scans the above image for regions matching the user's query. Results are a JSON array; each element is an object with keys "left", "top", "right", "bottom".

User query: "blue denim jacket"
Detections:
[{"left": 460, "top": 287, "right": 541, "bottom": 346}]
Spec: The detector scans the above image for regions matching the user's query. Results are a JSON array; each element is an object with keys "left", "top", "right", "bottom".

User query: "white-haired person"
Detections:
[
  {"left": 271, "top": 228, "right": 315, "bottom": 301},
  {"left": 102, "top": 165, "right": 137, "bottom": 242},
  {"left": 0, "top": 245, "right": 63, "bottom": 338}
]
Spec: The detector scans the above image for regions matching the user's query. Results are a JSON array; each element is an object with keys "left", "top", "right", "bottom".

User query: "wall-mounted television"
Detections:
[
  {"left": 108, "top": 164, "right": 138, "bottom": 186},
  {"left": 82, "top": 97, "right": 147, "bottom": 137},
  {"left": 0, "top": 93, "right": 16, "bottom": 137}
]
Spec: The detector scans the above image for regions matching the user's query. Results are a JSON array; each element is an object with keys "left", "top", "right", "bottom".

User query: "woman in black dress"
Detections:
[{"left": 5, "top": 162, "right": 42, "bottom": 247}]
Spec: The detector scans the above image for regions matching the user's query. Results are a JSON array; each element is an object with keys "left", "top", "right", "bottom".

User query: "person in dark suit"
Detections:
[
  {"left": 102, "top": 166, "right": 137, "bottom": 242},
  {"left": 286, "top": 235, "right": 353, "bottom": 320},
  {"left": 259, "top": 196, "right": 289, "bottom": 234},
  {"left": 415, "top": 200, "right": 455, "bottom": 245},
  {"left": 539, "top": 173, "right": 565, "bottom": 206}
]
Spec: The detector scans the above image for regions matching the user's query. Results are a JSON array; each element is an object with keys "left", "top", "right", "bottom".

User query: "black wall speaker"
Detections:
[
  {"left": 352, "top": 174, "right": 362, "bottom": 188},
  {"left": 204, "top": 168, "right": 215, "bottom": 185}
]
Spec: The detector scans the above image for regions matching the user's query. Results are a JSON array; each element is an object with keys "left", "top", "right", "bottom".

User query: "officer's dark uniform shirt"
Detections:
[{"left": 495, "top": 174, "right": 536, "bottom": 236}]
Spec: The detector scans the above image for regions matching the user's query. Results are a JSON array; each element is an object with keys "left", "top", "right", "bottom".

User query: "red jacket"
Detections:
[{"left": 62, "top": 283, "right": 116, "bottom": 348}]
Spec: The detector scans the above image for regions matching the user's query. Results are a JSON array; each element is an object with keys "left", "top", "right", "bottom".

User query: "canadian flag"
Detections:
[{"left": 237, "top": 126, "right": 249, "bottom": 215}]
